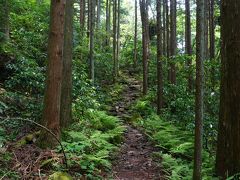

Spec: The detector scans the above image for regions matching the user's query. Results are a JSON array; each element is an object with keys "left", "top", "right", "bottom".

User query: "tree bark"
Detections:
[
  {"left": 204, "top": 0, "right": 209, "bottom": 59},
  {"left": 185, "top": 0, "right": 193, "bottom": 91},
  {"left": 169, "top": 0, "right": 176, "bottom": 84},
  {"left": 97, "top": 0, "right": 101, "bottom": 29},
  {"left": 60, "top": 0, "right": 73, "bottom": 129},
  {"left": 139, "top": 0, "right": 149, "bottom": 95},
  {"left": 157, "top": 0, "right": 163, "bottom": 114},
  {"left": 80, "top": 0, "right": 86, "bottom": 31},
  {"left": 41, "top": 0, "right": 66, "bottom": 148},
  {"left": 216, "top": 0, "right": 240, "bottom": 178},
  {"left": 133, "top": 0, "right": 138, "bottom": 66},
  {"left": 162, "top": 0, "right": 166, "bottom": 56},
  {"left": 116, "top": 0, "right": 121, "bottom": 75},
  {"left": 89, "top": 0, "right": 95, "bottom": 81},
  {"left": 113, "top": 0, "right": 117, "bottom": 81},
  {"left": 209, "top": 0, "right": 215, "bottom": 87},
  {"left": 193, "top": 0, "right": 205, "bottom": 179},
  {"left": 105, "top": 0, "right": 111, "bottom": 46}
]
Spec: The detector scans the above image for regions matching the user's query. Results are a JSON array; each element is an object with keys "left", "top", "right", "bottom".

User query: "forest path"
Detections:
[{"left": 109, "top": 71, "right": 163, "bottom": 180}]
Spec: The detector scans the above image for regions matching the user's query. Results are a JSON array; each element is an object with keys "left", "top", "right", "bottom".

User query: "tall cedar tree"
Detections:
[
  {"left": 209, "top": 0, "right": 215, "bottom": 87},
  {"left": 60, "top": 0, "right": 74, "bottom": 128},
  {"left": 89, "top": 0, "right": 95, "bottom": 81},
  {"left": 156, "top": 0, "right": 163, "bottom": 113},
  {"left": 80, "top": 0, "right": 86, "bottom": 31},
  {"left": 204, "top": 0, "right": 209, "bottom": 59},
  {"left": 139, "top": 0, "right": 149, "bottom": 95},
  {"left": 133, "top": 0, "right": 138, "bottom": 66},
  {"left": 116, "top": 0, "right": 120, "bottom": 75},
  {"left": 216, "top": 0, "right": 240, "bottom": 178},
  {"left": 97, "top": 0, "right": 101, "bottom": 28},
  {"left": 169, "top": 0, "right": 176, "bottom": 84},
  {"left": 113, "top": 0, "right": 117, "bottom": 81},
  {"left": 162, "top": 0, "right": 166, "bottom": 56},
  {"left": 105, "top": 0, "right": 111, "bottom": 47},
  {"left": 185, "top": 0, "right": 193, "bottom": 91},
  {"left": 40, "top": 0, "right": 65, "bottom": 148},
  {"left": 193, "top": 0, "right": 205, "bottom": 178}
]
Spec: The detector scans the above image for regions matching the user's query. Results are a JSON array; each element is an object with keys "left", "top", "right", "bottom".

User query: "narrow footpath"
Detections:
[{"left": 109, "top": 72, "right": 163, "bottom": 180}]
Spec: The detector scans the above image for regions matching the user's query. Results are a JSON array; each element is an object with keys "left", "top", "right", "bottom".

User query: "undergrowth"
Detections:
[
  {"left": 131, "top": 97, "right": 216, "bottom": 180},
  {"left": 60, "top": 109, "right": 125, "bottom": 178}
]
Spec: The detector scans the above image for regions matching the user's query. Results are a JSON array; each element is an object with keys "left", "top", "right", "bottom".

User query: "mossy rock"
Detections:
[
  {"left": 16, "top": 131, "right": 40, "bottom": 148},
  {"left": 49, "top": 172, "right": 73, "bottom": 180}
]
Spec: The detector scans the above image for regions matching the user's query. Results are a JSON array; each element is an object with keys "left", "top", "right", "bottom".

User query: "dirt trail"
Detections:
[{"left": 110, "top": 73, "right": 163, "bottom": 180}]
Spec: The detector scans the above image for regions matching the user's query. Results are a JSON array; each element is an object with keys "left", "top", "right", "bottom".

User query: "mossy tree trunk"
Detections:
[{"left": 193, "top": 0, "right": 205, "bottom": 179}]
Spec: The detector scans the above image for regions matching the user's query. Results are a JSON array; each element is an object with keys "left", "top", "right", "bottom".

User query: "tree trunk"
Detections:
[
  {"left": 157, "top": 0, "right": 163, "bottom": 114},
  {"left": 89, "top": 0, "right": 95, "bottom": 81},
  {"left": 162, "top": 0, "right": 166, "bottom": 56},
  {"left": 105, "top": 0, "right": 111, "bottom": 46},
  {"left": 116, "top": 0, "right": 120, "bottom": 75},
  {"left": 133, "top": 0, "right": 138, "bottom": 66},
  {"left": 139, "top": 0, "right": 149, "bottom": 95},
  {"left": 113, "top": 0, "right": 117, "bottom": 81},
  {"left": 185, "top": 0, "right": 193, "bottom": 91},
  {"left": 60, "top": 0, "right": 73, "bottom": 129},
  {"left": 41, "top": 0, "right": 66, "bottom": 148},
  {"left": 169, "top": 0, "right": 176, "bottom": 84},
  {"left": 0, "top": 0, "right": 9, "bottom": 42},
  {"left": 193, "top": 0, "right": 205, "bottom": 178},
  {"left": 209, "top": 0, "right": 215, "bottom": 87},
  {"left": 97, "top": 0, "right": 101, "bottom": 29},
  {"left": 204, "top": 0, "right": 209, "bottom": 59},
  {"left": 80, "top": 0, "right": 86, "bottom": 31},
  {"left": 216, "top": 0, "right": 240, "bottom": 178}
]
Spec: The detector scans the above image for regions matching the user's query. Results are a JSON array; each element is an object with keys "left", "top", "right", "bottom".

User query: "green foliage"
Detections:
[
  {"left": 59, "top": 110, "right": 125, "bottom": 177},
  {"left": 6, "top": 57, "right": 45, "bottom": 94},
  {"left": 132, "top": 98, "right": 215, "bottom": 179}
]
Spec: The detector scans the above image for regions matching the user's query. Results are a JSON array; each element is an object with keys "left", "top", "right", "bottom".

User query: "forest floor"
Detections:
[{"left": 109, "top": 72, "right": 163, "bottom": 180}]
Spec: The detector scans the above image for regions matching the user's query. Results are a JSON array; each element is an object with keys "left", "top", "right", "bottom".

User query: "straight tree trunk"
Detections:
[
  {"left": 157, "top": 0, "right": 163, "bottom": 114},
  {"left": 209, "top": 0, "right": 215, "bottom": 60},
  {"left": 60, "top": 0, "right": 73, "bottom": 128},
  {"left": 0, "top": 0, "right": 9, "bottom": 42},
  {"left": 80, "top": 0, "right": 86, "bottom": 31},
  {"left": 162, "top": 0, "right": 166, "bottom": 56},
  {"left": 116, "top": 0, "right": 121, "bottom": 75},
  {"left": 133, "top": 0, "right": 138, "bottom": 66},
  {"left": 166, "top": 0, "right": 170, "bottom": 59},
  {"left": 41, "top": 0, "right": 66, "bottom": 148},
  {"left": 193, "top": 0, "right": 205, "bottom": 178},
  {"left": 216, "top": 0, "right": 240, "bottom": 178},
  {"left": 169, "top": 0, "right": 176, "bottom": 84},
  {"left": 204, "top": 0, "right": 209, "bottom": 59},
  {"left": 105, "top": 0, "right": 111, "bottom": 46},
  {"left": 113, "top": 0, "right": 117, "bottom": 81},
  {"left": 97, "top": 0, "right": 101, "bottom": 28},
  {"left": 89, "top": 0, "right": 95, "bottom": 81},
  {"left": 139, "top": 0, "right": 149, "bottom": 95},
  {"left": 209, "top": 0, "right": 215, "bottom": 87},
  {"left": 166, "top": 0, "right": 171, "bottom": 81},
  {"left": 185, "top": 0, "right": 193, "bottom": 91},
  {"left": 87, "top": 0, "right": 90, "bottom": 37}
]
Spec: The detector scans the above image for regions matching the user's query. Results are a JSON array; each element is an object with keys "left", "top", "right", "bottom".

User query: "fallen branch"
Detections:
[{"left": 0, "top": 116, "right": 68, "bottom": 169}]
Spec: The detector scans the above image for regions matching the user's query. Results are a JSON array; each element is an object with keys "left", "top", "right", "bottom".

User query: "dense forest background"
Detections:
[{"left": 0, "top": 0, "right": 239, "bottom": 179}]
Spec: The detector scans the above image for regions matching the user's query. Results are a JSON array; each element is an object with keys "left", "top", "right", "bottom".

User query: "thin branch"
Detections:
[{"left": 0, "top": 116, "right": 68, "bottom": 169}]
